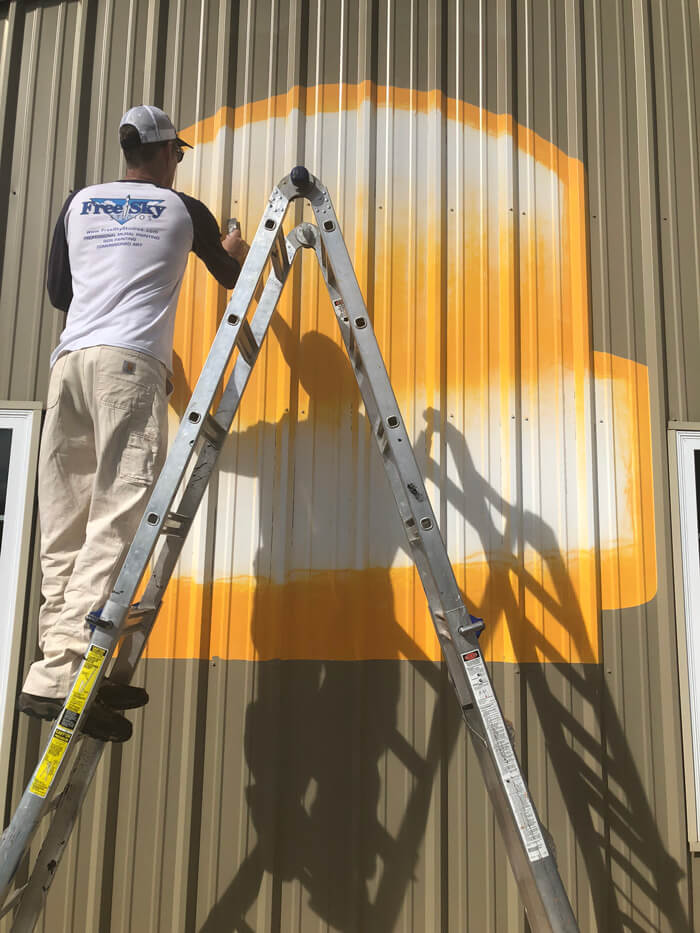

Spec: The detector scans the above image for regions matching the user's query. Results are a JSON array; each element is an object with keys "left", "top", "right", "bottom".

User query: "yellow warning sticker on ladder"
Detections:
[
  {"left": 28, "top": 644, "right": 108, "bottom": 799},
  {"left": 65, "top": 644, "right": 108, "bottom": 715},
  {"left": 30, "top": 728, "right": 72, "bottom": 798}
]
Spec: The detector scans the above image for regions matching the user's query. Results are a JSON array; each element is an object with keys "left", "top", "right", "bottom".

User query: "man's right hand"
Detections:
[{"left": 222, "top": 227, "right": 250, "bottom": 265}]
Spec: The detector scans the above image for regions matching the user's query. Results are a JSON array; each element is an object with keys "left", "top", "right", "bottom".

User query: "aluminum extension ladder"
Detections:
[{"left": 0, "top": 168, "right": 579, "bottom": 932}]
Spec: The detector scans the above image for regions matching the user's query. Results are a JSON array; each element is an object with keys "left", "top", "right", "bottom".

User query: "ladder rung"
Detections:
[
  {"left": 0, "top": 883, "right": 28, "bottom": 919},
  {"left": 45, "top": 789, "right": 66, "bottom": 814},
  {"left": 126, "top": 604, "right": 157, "bottom": 624},
  {"left": 320, "top": 240, "right": 337, "bottom": 288},
  {"left": 161, "top": 512, "right": 191, "bottom": 537},
  {"left": 201, "top": 413, "right": 227, "bottom": 448},
  {"left": 237, "top": 319, "right": 259, "bottom": 365},
  {"left": 270, "top": 227, "right": 290, "bottom": 279},
  {"left": 348, "top": 329, "right": 361, "bottom": 366},
  {"left": 122, "top": 605, "right": 158, "bottom": 636},
  {"left": 404, "top": 516, "right": 421, "bottom": 543},
  {"left": 374, "top": 416, "right": 389, "bottom": 455}
]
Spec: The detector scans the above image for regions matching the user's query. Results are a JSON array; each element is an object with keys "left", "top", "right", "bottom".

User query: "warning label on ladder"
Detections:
[
  {"left": 28, "top": 645, "right": 108, "bottom": 798},
  {"left": 462, "top": 650, "right": 550, "bottom": 862},
  {"left": 30, "top": 728, "right": 72, "bottom": 799},
  {"left": 65, "top": 644, "right": 108, "bottom": 716}
]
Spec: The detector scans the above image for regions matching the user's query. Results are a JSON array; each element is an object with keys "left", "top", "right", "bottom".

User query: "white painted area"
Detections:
[
  {"left": 171, "top": 109, "right": 639, "bottom": 586},
  {"left": 0, "top": 407, "right": 41, "bottom": 804},
  {"left": 594, "top": 368, "right": 644, "bottom": 559},
  {"left": 676, "top": 431, "right": 700, "bottom": 840}
]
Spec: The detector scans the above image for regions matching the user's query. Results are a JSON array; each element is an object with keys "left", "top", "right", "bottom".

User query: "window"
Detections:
[
  {"left": 0, "top": 406, "right": 41, "bottom": 803},
  {"left": 0, "top": 428, "right": 11, "bottom": 549},
  {"left": 670, "top": 427, "right": 700, "bottom": 847}
]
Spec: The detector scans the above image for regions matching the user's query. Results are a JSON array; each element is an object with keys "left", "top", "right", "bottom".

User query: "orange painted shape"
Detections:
[
  {"left": 158, "top": 86, "right": 658, "bottom": 666},
  {"left": 144, "top": 554, "right": 601, "bottom": 664},
  {"left": 596, "top": 351, "right": 657, "bottom": 611}
]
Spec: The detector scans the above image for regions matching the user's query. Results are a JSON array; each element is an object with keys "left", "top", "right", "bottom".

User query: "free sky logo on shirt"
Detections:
[{"left": 79, "top": 195, "right": 167, "bottom": 225}]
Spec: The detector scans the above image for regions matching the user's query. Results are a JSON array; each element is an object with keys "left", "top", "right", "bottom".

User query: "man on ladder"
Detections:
[{"left": 17, "top": 105, "right": 250, "bottom": 742}]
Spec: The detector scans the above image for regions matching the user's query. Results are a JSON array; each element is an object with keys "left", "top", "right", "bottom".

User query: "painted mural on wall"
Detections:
[{"left": 143, "top": 84, "right": 656, "bottom": 666}]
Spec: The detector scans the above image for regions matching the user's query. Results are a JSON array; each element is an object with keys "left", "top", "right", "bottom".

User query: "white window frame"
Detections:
[{"left": 0, "top": 404, "right": 41, "bottom": 805}]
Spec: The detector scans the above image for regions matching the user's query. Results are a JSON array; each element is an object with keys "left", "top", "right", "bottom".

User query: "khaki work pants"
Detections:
[{"left": 22, "top": 346, "right": 168, "bottom": 698}]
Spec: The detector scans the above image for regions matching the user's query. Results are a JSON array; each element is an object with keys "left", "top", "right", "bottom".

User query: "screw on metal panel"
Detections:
[
  {"left": 355, "top": 318, "right": 367, "bottom": 328},
  {"left": 147, "top": 513, "right": 159, "bottom": 525},
  {"left": 387, "top": 416, "right": 399, "bottom": 428},
  {"left": 420, "top": 518, "right": 433, "bottom": 530},
  {"left": 265, "top": 219, "right": 276, "bottom": 230},
  {"left": 189, "top": 412, "right": 201, "bottom": 423},
  {"left": 324, "top": 221, "right": 335, "bottom": 232},
  {"left": 228, "top": 314, "right": 239, "bottom": 325}
]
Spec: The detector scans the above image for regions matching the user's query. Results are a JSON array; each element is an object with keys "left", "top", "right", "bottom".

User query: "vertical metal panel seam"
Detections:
[
  {"left": 630, "top": 2, "right": 693, "bottom": 929},
  {"left": 654, "top": 0, "right": 687, "bottom": 421},
  {"left": 2, "top": 4, "right": 38, "bottom": 398},
  {"left": 0, "top": 1, "right": 20, "bottom": 397},
  {"left": 676, "top": 0, "right": 700, "bottom": 420},
  {"left": 92, "top": 0, "right": 114, "bottom": 181}
]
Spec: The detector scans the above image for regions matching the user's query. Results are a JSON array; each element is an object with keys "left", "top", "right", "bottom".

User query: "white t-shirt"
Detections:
[{"left": 47, "top": 180, "right": 240, "bottom": 369}]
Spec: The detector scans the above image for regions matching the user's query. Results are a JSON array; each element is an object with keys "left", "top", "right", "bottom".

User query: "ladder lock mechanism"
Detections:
[{"left": 296, "top": 223, "right": 317, "bottom": 248}]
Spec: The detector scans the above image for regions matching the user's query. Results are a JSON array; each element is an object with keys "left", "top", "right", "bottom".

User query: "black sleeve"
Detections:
[
  {"left": 47, "top": 193, "right": 75, "bottom": 312},
  {"left": 177, "top": 192, "right": 241, "bottom": 289}
]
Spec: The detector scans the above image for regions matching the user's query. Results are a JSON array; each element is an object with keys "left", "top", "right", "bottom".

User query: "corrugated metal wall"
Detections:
[{"left": 1, "top": 0, "right": 698, "bottom": 930}]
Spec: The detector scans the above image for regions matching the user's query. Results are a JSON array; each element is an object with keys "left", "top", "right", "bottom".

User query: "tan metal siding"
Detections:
[
  {"left": 653, "top": 0, "right": 700, "bottom": 423},
  {"left": 588, "top": 6, "right": 691, "bottom": 931},
  {"left": 0, "top": 1, "right": 698, "bottom": 931}
]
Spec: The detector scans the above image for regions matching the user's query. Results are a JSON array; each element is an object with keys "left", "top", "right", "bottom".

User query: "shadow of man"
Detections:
[
  {"left": 418, "top": 408, "right": 689, "bottom": 933},
  {"left": 198, "top": 315, "right": 458, "bottom": 932}
]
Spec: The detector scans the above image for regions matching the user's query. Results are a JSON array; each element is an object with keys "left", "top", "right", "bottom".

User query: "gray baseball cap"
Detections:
[{"left": 119, "top": 105, "right": 193, "bottom": 148}]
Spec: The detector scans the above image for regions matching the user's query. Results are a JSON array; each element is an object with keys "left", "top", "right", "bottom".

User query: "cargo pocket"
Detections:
[{"left": 119, "top": 433, "right": 158, "bottom": 486}]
